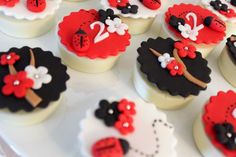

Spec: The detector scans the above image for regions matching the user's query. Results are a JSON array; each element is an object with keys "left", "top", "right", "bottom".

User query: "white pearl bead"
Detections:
[
  {"left": 34, "top": 74, "right": 40, "bottom": 79},
  {"left": 6, "top": 55, "right": 11, "bottom": 60},
  {"left": 126, "top": 105, "right": 131, "bottom": 110},
  {"left": 123, "top": 122, "right": 129, "bottom": 127},
  {"left": 227, "top": 133, "right": 232, "bottom": 138},
  {"left": 13, "top": 80, "right": 20, "bottom": 86},
  {"left": 108, "top": 109, "right": 114, "bottom": 114},
  {"left": 174, "top": 66, "right": 179, "bottom": 70},
  {"left": 184, "top": 47, "right": 189, "bottom": 50}
]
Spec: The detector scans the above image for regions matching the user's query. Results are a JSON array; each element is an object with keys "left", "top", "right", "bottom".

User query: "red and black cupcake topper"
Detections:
[{"left": 203, "top": 91, "right": 236, "bottom": 156}]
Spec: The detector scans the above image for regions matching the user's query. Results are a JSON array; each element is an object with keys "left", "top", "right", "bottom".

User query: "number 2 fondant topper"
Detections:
[
  {"left": 0, "top": 0, "right": 46, "bottom": 12},
  {"left": 72, "top": 9, "right": 124, "bottom": 52},
  {"left": 166, "top": 4, "right": 226, "bottom": 44}
]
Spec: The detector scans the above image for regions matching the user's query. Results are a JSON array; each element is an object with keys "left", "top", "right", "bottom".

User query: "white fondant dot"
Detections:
[
  {"left": 123, "top": 122, "right": 129, "bottom": 127},
  {"left": 6, "top": 55, "right": 11, "bottom": 60},
  {"left": 13, "top": 80, "right": 20, "bottom": 86},
  {"left": 126, "top": 105, "right": 131, "bottom": 110},
  {"left": 227, "top": 132, "right": 232, "bottom": 138},
  {"left": 174, "top": 66, "right": 179, "bottom": 70},
  {"left": 108, "top": 109, "right": 114, "bottom": 114}
]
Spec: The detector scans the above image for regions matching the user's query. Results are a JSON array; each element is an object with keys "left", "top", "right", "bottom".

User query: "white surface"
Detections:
[{"left": 0, "top": 0, "right": 235, "bottom": 157}]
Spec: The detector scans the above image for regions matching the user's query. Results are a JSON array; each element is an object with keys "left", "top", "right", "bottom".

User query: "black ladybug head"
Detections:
[
  {"left": 169, "top": 15, "right": 185, "bottom": 31},
  {"left": 231, "top": 0, "right": 236, "bottom": 6}
]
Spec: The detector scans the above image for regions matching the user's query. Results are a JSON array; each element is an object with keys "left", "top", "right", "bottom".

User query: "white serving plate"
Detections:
[{"left": 0, "top": 0, "right": 235, "bottom": 157}]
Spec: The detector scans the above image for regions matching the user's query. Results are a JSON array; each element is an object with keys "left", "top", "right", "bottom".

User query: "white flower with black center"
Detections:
[
  {"left": 25, "top": 65, "right": 52, "bottom": 90},
  {"left": 105, "top": 18, "right": 128, "bottom": 35}
]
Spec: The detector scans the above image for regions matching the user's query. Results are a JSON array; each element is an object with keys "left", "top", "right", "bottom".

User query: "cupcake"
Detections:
[
  {"left": 0, "top": 47, "right": 69, "bottom": 126},
  {"left": 0, "top": 0, "right": 61, "bottom": 38},
  {"left": 160, "top": 3, "right": 226, "bottom": 58},
  {"left": 201, "top": 0, "right": 236, "bottom": 37},
  {"left": 79, "top": 98, "right": 177, "bottom": 157},
  {"left": 57, "top": 9, "right": 131, "bottom": 73},
  {"left": 134, "top": 37, "right": 211, "bottom": 110},
  {"left": 194, "top": 90, "right": 236, "bottom": 157},
  {"left": 218, "top": 35, "right": 236, "bottom": 87},
  {"left": 100, "top": 0, "right": 167, "bottom": 34}
]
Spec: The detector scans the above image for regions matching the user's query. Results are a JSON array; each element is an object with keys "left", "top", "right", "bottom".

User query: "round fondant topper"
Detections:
[
  {"left": 203, "top": 91, "right": 236, "bottom": 156},
  {"left": 0, "top": 47, "right": 69, "bottom": 112},
  {"left": 165, "top": 3, "right": 226, "bottom": 44},
  {"left": 58, "top": 9, "right": 131, "bottom": 59},
  {"left": 137, "top": 37, "right": 211, "bottom": 97}
]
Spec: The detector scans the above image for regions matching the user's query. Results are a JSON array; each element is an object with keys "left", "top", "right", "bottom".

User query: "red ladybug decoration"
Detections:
[
  {"left": 204, "top": 16, "right": 226, "bottom": 33},
  {"left": 140, "top": 0, "right": 161, "bottom": 10},
  {"left": 72, "top": 29, "right": 90, "bottom": 52},
  {"left": 92, "top": 137, "right": 130, "bottom": 157},
  {"left": 27, "top": 0, "right": 46, "bottom": 12}
]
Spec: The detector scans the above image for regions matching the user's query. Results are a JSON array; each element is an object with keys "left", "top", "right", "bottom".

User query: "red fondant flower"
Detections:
[
  {"left": 174, "top": 40, "right": 196, "bottom": 59},
  {"left": 220, "top": 9, "right": 236, "bottom": 18},
  {"left": 2, "top": 71, "right": 34, "bottom": 98},
  {"left": 0, "top": 0, "right": 19, "bottom": 7},
  {"left": 0, "top": 52, "right": 20, "bottom": 66},
  {"left": 167, "top": 60, "right": 184, "bottom": 76},
  {"left": 118, "top": 99, "right": 136, "bottom": 115},
  {"left": 115, "top": 114, "right": 134, "bottom": 135},
  {"left": 108, "top": 0, "right": 128, "bottom": 7}
]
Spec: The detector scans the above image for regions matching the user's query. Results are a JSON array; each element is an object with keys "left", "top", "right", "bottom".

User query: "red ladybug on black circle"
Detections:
[
  {"left": 27, "top": 0, "right": 46, "bottom": 13},
  {"left": 140, "top": 0, "right": 161, "bottom": 10}
]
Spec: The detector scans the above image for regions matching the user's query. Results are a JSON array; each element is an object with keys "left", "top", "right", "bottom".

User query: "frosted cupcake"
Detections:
[
  {"left": 218, "top": 35, "right": 236, "bottom": 87},
  {"left": 160, "top": 3, "right": 226, "bottom": 58},
  {"left": 134, "top": 37, "right": 211, "bottom": 110},
  {"left": 58, "top": 9, "right": 131, "bottom": 73},
  {"left": 0, "top": 47, "right": 69, "bottom": 126},
  {"left": 0, "top": 0, "right": 61, "bottom": 38},
  {"left": 201, "top": 0, "right": 236, "bottom": 36},
  {"left": 194, "top": 90, "right": 236, "bottom": 157},
  {"left": 100, "top": 0, "right": 167, "bottom": 34},
  {"left": 79, "top": 98, "right": 177, "bottom": 157}
]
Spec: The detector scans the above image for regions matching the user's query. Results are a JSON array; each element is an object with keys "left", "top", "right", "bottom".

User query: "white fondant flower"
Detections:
[
  {"left": 158, "top": 53, "right": 174, "bottom": 68},
  {"left": 232, "top": 108, "right": 236, "bottom": 119},
  {"left": 25, "top": 65, "right": 52, "bottom": 90},
  {"left": 105, "top": 18, "right": 128, "bottom": 35},
  {"left": 178, "top": 24, "right": 199, "bottom": 41}
]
